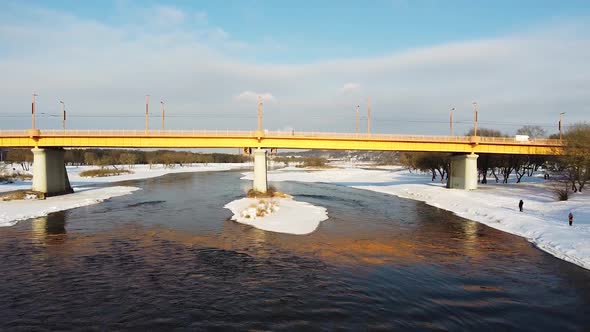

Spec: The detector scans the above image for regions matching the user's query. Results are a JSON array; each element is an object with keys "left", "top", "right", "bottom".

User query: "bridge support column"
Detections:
[
  {"left": 253, "top": 148, "right": 268, "bottom": 193},
  {"left": 448, "top": 153, "right": 479, "bottom": 190},
  {"left": 32, "top": 148, "right": 73, "bottom": 196}
]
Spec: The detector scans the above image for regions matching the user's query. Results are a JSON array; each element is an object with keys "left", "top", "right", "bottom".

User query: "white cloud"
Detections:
[
  {"left": 235, "top": 91, "right": 276, "bottom": 103},
  {"left": 208, "top": 27, "right": 229, "bottom": 40},
  {"left": 341, "top": 83, "right": 360, "bottom": 93},
  {"left": 153, "top": 5, "right": 185, "bottom": 25},
  {"left": 194, "top": 11, "right": 208, "bottom": 24}
]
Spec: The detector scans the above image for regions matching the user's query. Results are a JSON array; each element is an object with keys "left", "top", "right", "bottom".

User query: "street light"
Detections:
[
  {"left": 450, "top": 107, "right": 455, "bottom": 136},
  {"left": 60, "top": 100, "right": 66, "bottom": 130},
  {"left": 559, "top": 112, "right": 566, "bottom": 140},
  {"left": 145, "top": 94, "right": 150, "bottom": 133},
  {"left": 367, "top": 97, "right": 371, "bottom": 136},
  {"left": 257, "top": 96, "right": 263, "bottom": 132},
  {"left": 355, "top": 104, "right": 360, "bottom": 136},
  {"left": 31, "top": 93, "right": 38, "bottom": 129},
  {"left": 472, "top": 102, "right": 478, "bottom": 137},
  {"left": 161, "top": 100, "right": 165, "bottom": 130}
]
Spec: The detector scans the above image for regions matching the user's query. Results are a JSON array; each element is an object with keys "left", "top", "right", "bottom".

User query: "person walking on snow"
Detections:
[
  {"left": 569, "top": 212, "right": 574, "bottom": 226},
  {"left": 519, "top": 200, "right": 524, "bottom": 212}
]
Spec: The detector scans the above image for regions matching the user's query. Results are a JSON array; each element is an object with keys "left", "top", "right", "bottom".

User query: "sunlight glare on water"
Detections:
[{"left": 1, "top": 170, "right": 589, "bottom": 331}]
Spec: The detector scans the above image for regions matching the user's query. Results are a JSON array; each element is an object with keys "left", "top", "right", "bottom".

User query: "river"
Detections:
[{"left": 1, "top": 170, "right": 590, "bottom": 330}]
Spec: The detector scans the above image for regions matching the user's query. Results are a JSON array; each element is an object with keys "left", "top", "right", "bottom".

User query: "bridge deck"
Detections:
[{"left": 0, "top": 129, "right": 562, "bottom": 155}]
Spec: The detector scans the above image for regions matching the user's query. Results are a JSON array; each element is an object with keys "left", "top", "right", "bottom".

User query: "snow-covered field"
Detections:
[
  {"left": 242, "top": 167, "right": 590, "bottom": 270},
  {"left": 0, "top": 163, "right": 251, "bottom": 227},
  {"left": 225, "top": 197, "right": 328, "bottom": 235}
]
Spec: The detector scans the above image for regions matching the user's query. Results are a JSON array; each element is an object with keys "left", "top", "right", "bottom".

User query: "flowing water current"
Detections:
[{"left": 1, "top": 170, "right": 590, "bottom": 331}]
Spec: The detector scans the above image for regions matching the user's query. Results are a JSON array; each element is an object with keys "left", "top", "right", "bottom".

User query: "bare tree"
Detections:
[
  {"left": 516, "top": 125, "right": 547, "bottom": 138},
  {"left": 119, "top": 153, "right": 137, "bottom": 169},
  {"left": 560, "top": 123, "right": 590, "bottom": 192}
]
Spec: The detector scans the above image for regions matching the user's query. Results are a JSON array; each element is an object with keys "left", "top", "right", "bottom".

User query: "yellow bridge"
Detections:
[
  {"left": 0, "top": 129, "right": 563, "bottom": 195},
  {"left": 0, "top": 129, "right": 562, "bottom": 155}
]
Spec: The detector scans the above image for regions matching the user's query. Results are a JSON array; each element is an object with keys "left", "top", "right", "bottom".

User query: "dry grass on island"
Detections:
[
  {"left": 79, "top": 168, "right": 133, "bottom": 177},
  {"left": 246, "top": 186, "right": 291, "bottom": 199},
  {"left": 295, "top": 157, "right": 338, "bottom": 169},
  {"left": 0, "top": 190, "right": 45, "bottom": 201},
  {"left": 0, "top": 172, "right": 32, "bottom": 184},
  {"left": 242, "top": 186, "right": 291, "bottom": 219}
]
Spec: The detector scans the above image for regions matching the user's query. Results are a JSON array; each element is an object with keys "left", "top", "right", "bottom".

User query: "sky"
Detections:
[{"left": 0, "top": 0, "right": 589, "bottom": 135}]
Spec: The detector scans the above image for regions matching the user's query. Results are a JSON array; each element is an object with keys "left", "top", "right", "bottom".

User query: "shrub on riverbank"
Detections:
[
  {"left": 0, "top": 190, "right": 45, "bottom": 201},
  {"left": 0, "top": 172, "right": 32, "bottom": 183},
  {"left": 246, "top": 186, "right": 290, "bottom": 199},
  {"left": 79, "top": 169, "right": 132, "bottom": 177}
]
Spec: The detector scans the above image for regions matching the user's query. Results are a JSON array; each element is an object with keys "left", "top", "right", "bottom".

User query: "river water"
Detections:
[{"left": 1, "top": 170, "right": 590, "bottom": 331}]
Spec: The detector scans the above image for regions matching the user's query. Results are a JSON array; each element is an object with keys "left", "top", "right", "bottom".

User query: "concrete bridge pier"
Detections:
[
  {"left": 252, "top": 148, "right": 268, "bottom": 193},
  {"left": 448, "top": 153, "right": 479, "bottom": 190},
  {"left": 31, "top": 147, "right": 74, "bottom": 196}
]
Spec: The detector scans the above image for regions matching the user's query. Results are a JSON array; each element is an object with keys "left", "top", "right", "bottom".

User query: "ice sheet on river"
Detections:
[{"left": 225, "top": 197, "right": 328, "bottom": 235}]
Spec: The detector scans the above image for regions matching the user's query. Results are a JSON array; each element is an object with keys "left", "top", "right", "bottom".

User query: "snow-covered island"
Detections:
[{"left": 224, "top": 196, "right": 328, "bottom": 235}]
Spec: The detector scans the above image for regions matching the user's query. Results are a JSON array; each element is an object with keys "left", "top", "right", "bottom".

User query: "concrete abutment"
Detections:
[
  {"left": 448, "top": 153, "right": 479, "bottom": 190},
  {"left": 253, "top": 148, "right": 268, "bottom": 193},
  {"left": 31, "top": 147, "right": 73, "bottom": 196}
]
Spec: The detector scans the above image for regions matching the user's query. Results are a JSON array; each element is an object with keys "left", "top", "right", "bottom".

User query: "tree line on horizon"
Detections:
[{"left": 1, "top": 149, "right": 249, "bottom": 170}]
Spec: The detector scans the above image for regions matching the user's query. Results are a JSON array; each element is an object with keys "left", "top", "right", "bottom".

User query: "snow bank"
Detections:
[
  {"left": 0, "top": 186, "right": 139, "bottom": 227},
  {"left": 243, "top": 167, "right": 590, "bottom": 269},
  {"left": 67, "top": 163, "right": 249, "bottom": 186},
  {"left": 225, "top": 197, "right": 328, "bottom": 235}
]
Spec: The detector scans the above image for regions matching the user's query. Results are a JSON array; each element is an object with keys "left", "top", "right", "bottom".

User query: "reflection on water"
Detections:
[
  {"left": 1, "top": 170, "right": 590, "bottom": 330},
  {"left": 31, "top": 211, "right": 67, "bottom": 246}
]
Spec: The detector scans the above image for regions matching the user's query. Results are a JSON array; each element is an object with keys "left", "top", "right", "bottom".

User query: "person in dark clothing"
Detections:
[
  {"left": 569, "top": 212, "right": 574, "bottom": 226},
  {"left": 519, "top": 200, "right": 524, "bottom": 212}
]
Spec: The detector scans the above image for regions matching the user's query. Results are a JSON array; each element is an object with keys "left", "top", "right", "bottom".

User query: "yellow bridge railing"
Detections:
[
  {"left": 0, "top": 129, "right": 564, "bottom": 146},
  {"left": 0, "top": 129, "right": 563, "bottom": 154}
]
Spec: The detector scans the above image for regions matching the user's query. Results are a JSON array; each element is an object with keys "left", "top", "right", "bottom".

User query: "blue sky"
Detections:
[
  {"left": 0, "top": 1, "right": 589, "bottom": 134},
  {"left": 14, "top": 0, "right": 590, "bottom": 62}
]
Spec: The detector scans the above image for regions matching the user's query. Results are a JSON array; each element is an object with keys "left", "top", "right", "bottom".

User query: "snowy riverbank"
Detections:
[
  {"left": 0, "top": 163, "right": 251, "bottom": 226},
  {"left": 242, "top": 166, "right": 590, "bottom": 270},
  {"left": 224, "top": 197, "right": 328, "bottom": 235},
  {"left": 0, "top": 186, "right": 139, "bottom": 227}
]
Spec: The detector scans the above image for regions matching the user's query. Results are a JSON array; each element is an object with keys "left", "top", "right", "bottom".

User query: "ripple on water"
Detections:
[{"left": 1, "top": 170, "right": 590, "bottom": 330}]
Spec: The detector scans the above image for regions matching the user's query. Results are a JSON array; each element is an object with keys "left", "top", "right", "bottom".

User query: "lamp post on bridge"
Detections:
[
  {"left": 145, "top": 95, "right": 150, "bottom": 134},
  {"left": 60, "top": 100, "right": 66, "bottom": 130},
  {"left": 355, "top": 104, "right": 360, "bottom": 136},
  {"left": 449, "top": 107, "right": 455, "bottom": 137},
  {"left": 472, "top": 102, "right": 478, "bottom": 137},
  {"left": 161, "top": 100, "right": 165, "bottom": 130},
  {"left": 31, "top": 93, "right": 38, "bottom": 130},
  {"left": 257, "top": 96, "right": 263, "bottom": 133},
  {"left": 367, "top": 97, "right": 371, "bottom": 136},
  {"left": 559, "top": 112, "right": 566, "bottom": 140}
]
